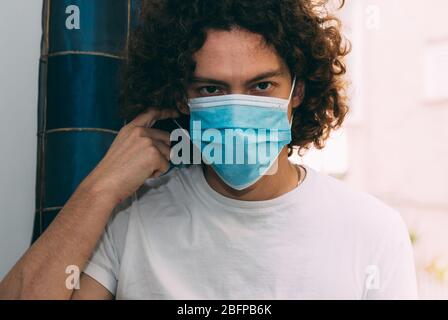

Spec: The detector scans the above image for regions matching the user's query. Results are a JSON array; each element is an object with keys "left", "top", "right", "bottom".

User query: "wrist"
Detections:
[{"left": 77, "top": 175, "right": 122, "bottom": 208}]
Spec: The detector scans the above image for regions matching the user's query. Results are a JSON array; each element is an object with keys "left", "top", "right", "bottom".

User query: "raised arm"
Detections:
[{"left": 0, "top": 109, "right": 178, "bottom": 299}]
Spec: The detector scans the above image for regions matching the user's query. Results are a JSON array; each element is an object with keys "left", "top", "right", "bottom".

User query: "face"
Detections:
[{"left": 184, "top": 27, "right": 303, "bottom": 120}]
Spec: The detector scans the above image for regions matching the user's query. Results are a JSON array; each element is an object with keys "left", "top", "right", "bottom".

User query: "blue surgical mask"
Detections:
[{"left": 187, "top": 76, "right": 296, "bottom": 190}]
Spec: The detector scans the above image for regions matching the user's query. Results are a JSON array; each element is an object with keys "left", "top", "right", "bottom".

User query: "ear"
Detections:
[
  {"left": 177, "top": 102, "right": 190, "bottom": 115},
  {"left": 291, "top": 80, "right": 305, "bottom": 110}
]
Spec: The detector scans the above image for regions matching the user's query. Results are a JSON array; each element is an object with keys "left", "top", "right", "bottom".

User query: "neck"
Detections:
[{"left": 202, "top": 148, "right": 299, "bottom": 201}]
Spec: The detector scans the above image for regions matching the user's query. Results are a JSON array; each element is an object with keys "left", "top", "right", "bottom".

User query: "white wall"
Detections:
[
  {"left": 0, "top": 0, "right": 42, "bottom": 279},
  {"left": 341, "top": 0, "right": 448, "bottom": 298}
]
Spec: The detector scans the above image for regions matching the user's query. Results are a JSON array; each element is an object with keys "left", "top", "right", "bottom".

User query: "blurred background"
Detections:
[
  {"left": 0, "top": 0, "right": 447, "bottom": 299},
  {"left": 292, "top": 0, "right": 448, "bottom": 299}
]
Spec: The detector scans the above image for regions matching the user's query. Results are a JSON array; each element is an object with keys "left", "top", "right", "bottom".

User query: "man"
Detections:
[{"left": 0, "top": 0, "right": 418, "bottom": 299}]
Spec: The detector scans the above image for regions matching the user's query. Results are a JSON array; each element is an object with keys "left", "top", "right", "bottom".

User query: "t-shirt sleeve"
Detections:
[
  {"left": 83, "top": 223, "right": 119, "bottom": 295},
  {"left": 83, "top": 199, "right": 131, "bottom": 296},
  {"left": 364, "top": 212, "right": 419, "bottom": 300}
]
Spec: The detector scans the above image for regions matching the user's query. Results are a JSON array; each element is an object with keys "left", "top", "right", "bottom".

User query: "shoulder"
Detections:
[
  {"left": 304, "top": 166, "right": 409, "bottom": 244},
  {"left": 304, "top": 167, "right": 415, "bottom": 287},
  {"left": 105, "top": 165, "right": 200, "bottom": 238},
  {"left": 135, "top": 164, "right": 200, "bottom": 207}
]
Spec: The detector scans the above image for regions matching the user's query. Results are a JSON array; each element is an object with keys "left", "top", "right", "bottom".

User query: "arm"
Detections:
[
  {"left": 0, "top": 109, "right": 178, "bottom": 300},
  {"left": 0, "top": 178, "right": 119, "bottom": 300}
]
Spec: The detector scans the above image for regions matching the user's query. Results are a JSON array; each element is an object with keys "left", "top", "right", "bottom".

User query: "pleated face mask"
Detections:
[{"left": 187, "top": 76, "right": 296, "bottom": 190}]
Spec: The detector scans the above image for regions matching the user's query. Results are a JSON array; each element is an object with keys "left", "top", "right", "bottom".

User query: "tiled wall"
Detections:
[{"left": 33, "top": 0, "right": 142, "bottom": 241}]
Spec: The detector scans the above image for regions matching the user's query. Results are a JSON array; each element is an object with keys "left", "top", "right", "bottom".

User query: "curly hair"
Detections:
[{"left": 119, "top": 0, "right": 350, "bottom": 154}]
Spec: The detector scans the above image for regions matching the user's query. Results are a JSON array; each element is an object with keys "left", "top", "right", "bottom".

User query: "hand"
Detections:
[{"left": 82, "top": 108, "right": 180, "bottom": 204}]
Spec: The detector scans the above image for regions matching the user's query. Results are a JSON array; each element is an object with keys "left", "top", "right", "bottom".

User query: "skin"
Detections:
[
  {"left": 185, "top": 27, "right": 304, "bottom": 201},
  {"left": 0, "top": 27, "right": 303, "bottom": 299}
]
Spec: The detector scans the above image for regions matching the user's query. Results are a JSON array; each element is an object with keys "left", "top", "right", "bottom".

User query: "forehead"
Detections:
[{"left": 192, "top": 27, "right": 287, "bottom": 79}]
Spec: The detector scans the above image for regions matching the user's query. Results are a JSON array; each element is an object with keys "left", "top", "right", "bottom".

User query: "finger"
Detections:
[
  {"left": 129, "top": 108, "right": 180, "bottom": 128},
  {"left": 128, "top": 108, "right": 157, "bottom": 128},
  {"left": 140, "top": 128, "right": 171, "bottom": 146},
  {"left": 151, "top": 157, "right": 170, "bottom": 178},
  {"left": 152, "top": 140, "right": 170, "bottom": 161},
  {"left": 154, "top": 108, "right": 181, "bottom": 121}
]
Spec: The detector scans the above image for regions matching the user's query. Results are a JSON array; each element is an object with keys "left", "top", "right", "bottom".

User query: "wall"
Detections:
[
  {"left": 0, "top": 0, "right": 42, "bottom": 279},
  {"left": 342, "top": 0, "right": 448, "bottom": 298}
]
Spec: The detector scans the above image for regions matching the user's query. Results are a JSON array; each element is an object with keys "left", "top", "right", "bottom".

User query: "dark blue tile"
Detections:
[
  {"left": 130, "top": 0, "right": 143, "bottom": 31},
  {"left": 41, "top": 209, "right": 61, "bottom": 233},
  {"left": 47, "top": 54, "right": 124, "bottom": 130},
  {"left": 49, "top": 0, "right": 128, "bottom": 54},
  {"left": 44, "top": 130, "right": 116, "bottom": 208}
]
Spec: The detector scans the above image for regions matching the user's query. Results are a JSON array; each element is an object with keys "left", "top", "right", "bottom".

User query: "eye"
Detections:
[
  {"left": 198, "top": 86, "right": 222, "bottom": 96},
  {"left": 253, "top": 82, "right": 273, "bottom": 92}
]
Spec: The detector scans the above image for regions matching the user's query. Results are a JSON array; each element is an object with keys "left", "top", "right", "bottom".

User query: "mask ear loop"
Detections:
[
  {"left": 287, "top": 75, "right": 298, "bottom": 158},
  {"left": 288, "top": 75, "right": 297, "bottom": 104},
  {"left": 173, "top": 117, "right": 201, "bottom": 168},
  {"left": 288, "top": 75, "right": 297, "bottom": 128},
  {"left": 131, "top": 117, "right": 155, "bottom": 204}
]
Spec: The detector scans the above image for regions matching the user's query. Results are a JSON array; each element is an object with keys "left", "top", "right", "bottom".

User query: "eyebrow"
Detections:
[{"left": 191, "top": 68, "right": 288, "bottom": 87}]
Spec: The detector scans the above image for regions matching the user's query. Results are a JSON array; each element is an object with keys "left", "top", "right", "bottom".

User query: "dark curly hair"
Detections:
[{"left": 119, "top": 0, "right": 350, "bottom": 154}]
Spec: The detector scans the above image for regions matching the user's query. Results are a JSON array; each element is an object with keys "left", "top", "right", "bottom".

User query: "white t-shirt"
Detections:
[{"left": 83, "top": 164, "right": 418, "bottom": 299}]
